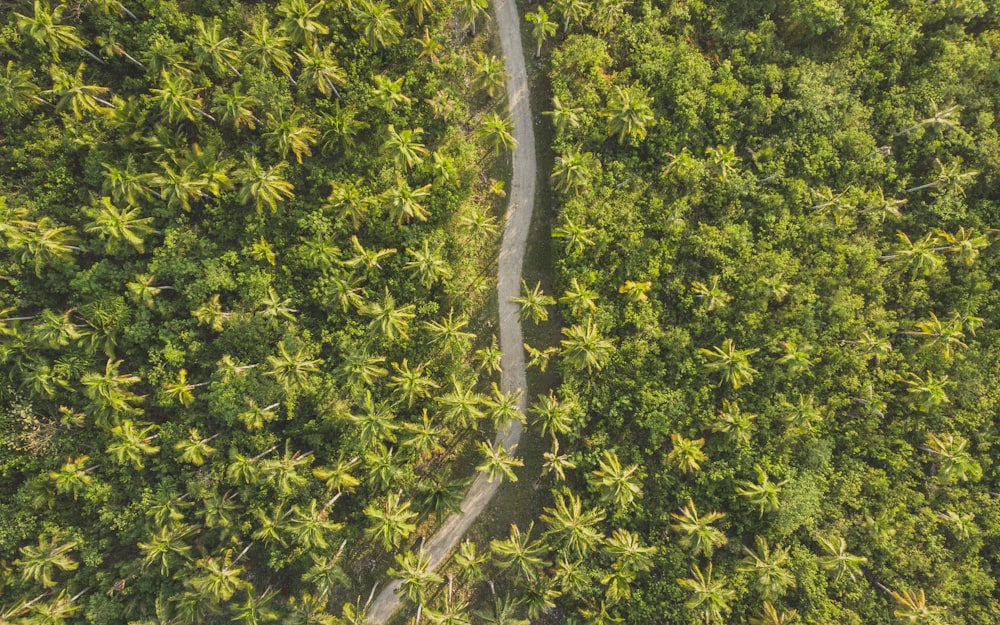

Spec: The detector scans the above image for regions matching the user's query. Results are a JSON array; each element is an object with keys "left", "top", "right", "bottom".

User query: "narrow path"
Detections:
[{"left": 364, "top": 1, "right": 536, "bottom": 622}]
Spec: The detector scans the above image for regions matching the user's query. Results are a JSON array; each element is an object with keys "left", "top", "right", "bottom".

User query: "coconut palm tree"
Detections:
[
  {"left": 107, "top": 420, "right": 159, "bottom": 469},
  {"left": 491, "top": 522, "right": 549, "bottom": 582},
  {"left": 14, "top": 535, "right": 78, "bottom": 588},
  {"left": 151, "top": 71, "right": 214, "bottom": 122},
  {"left": 588, "top": 450, "right": 642, "bottom": 510},
  {"left": 138, "top": 523, "right": 196, "bottom": 574},
  {"left": 277, "top": 0, "right": 329, "bottom": 45},
  {"left": 348, "top": 392, "right": 399, "bottom": 448},
  {"left": 265, "top": 342, "right": 323, "bottom": 391},
  {"left": 544, "top": 96, "right": 583, "bottom": 134},
  {"left": 382, "top": 176, "right": 432, "bottom": 224},
  {"left": 542, "top": 439, "right": 576, "bottom": 482},
  {"left": 739, "top": 537, "right": 796, "bottom": 600},
  {"left": 472, "top": 52, "right": 505, "bottom": 98},
  {"left": 815, "top": 535, "right": 867, "bottom": 582},
  {"left": 456, "top": 0, "right": 488, "bottom": 34},
  {"left": 476, "top": 112, "right": 517, "bottom": 154},
  {"left": 541, "top": 490, "right": 605, "bottom": 557},
  {"left": 191, "top": 16, "right": 241, "bottom": 77},
  {"left": 382, "top": 125, "right": 428, "bottom": 170},
  {"left": 242, "top": 19, "right": 293, "bottom": 76},
  {"left": 890, "top": 588, "right": 946, "bottom": 624},
  {"left": 670, "top": 499, "right": 727, "bottom": 558},
  {"left": 604, "top": 528, "right": 656, "bottom": 573},
  {"left": 512, "top": 281, "right": 556, "bottom": 325},
  {"left": 264, "top": 110, "right": 320, "bottom": 164},
  {"left": 699, "top": 339, "right": 759, "bottom": 389},
  {"left": 287, "top": 499, "right": 343, "bottom": 549},
  {"left": 477, "top": 440, "right": 524, "bottom": 483},
  {"left": 904, "top": 371, "right": 950, "bottom": 412},
  {"left": 0, "top": 60, "right": 42, "bottom": 114},
  {"left": 922, "top": 432, "right": 982, "bottom": 482},
  {"left": 390, "top": 548, "right": 442, "bottom": 606},
  {"left": 296, "top": 43, "right": 346, "bottom": 99},
  {"left": 711, "top": 400, "right": 755, "bottom": 446},
  {"left": 551, "top": 149, "right": 597, "bottom": 195},
  {"left": 559, "top": 277, "right": 599, "bottom": 317},
  {"left": 15, "top": 1, "right": 86, "bottom": 62},
  {"left": 553, "top": 0, "right": 591, "bottom": 32},
  {"left": 46, "top": 64, "right": 113, "bottom": 118},
  {"left": 530, "top": 390, "right": 575, "bottom": 439},
  {"left": 603, "top": 85, "right": 655, "bottom": 143},
  {"left": 525, "top": 6, "right": 557, "bottom": 57},
  {"left": 83, "top": 196, "right": 154, "bottom": 254},
  {"left": 80, "top": 358, "right": 141, "bottom": 423},
  {"left": 560, "top": 320, "right": 614, "bottom": 373},
  {"left": 212, "top": 83, "right": 260, "bottom": 130},
  {"left": 405, "top": 239, "right": 452, "bottom": 288},
  {"left": 736, "top": 466, "right": 786, "bottom": 516},
  {"left": 174, "top": 429, "right": 218, "bottom": 466},
  {"left": 363, "top": 290, "right": 416, "bottom": 341},
  {"left": 438, "top": 376, "right": 486, "bottom": 428},
  {"left": 364, "top": 493, "right": 418, "bottom": 551},
  {"left": 552, "top": 216, "right": 596, "bottom": 255},
  {"left": 352, "top": 0, "right": 403, "bottom": 48},
  {"left": 389, "top": 359, "right": 439, "bottom": 407},
  {"left": 677, "top": 563, "right": 736, "bottom": 624},
  {"left": 750, "top": 602, "right": 798, "bottom": 625},
  {"left": 234, "top": 157, "right": 295, "bottom": 213}
]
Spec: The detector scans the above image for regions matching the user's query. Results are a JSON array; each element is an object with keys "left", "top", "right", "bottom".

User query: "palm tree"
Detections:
[
  {"left": 363, "top": 290, "right": 416, "bottom": 341},
  {"left": 700, "top": 339, "right": 759, "bottom": 389},
  {"left": 191, "top": 294, "right": 232, "bottom": 331},
  {"left": 102, "top": 157, "right": 158, "bottom": 205},
  {"left": 691, "top": 276, "right": 731, "bottom": 311},
  {"left": 438, "top": 376, "right": 486, "bottom": 428},
  {"left": 705, "top": 144, "right": 740, "bottom": 180},
  {"left": 422, "top": 310, "right": 475, "bottom": 356},
  {"left": 212, "top": 84, "right": 260, "bottom": 130},
  {"left": 371, "top": 73, "right": 411, "bottom": 111},
  {"left": 552, "top": 216, "right": 596, "bottom": 255},
  {"left": 588, "top": 449, "right": 642, "bottom": 509},
  {"left": 922, "top": 432, "right": 982, "bottom": 482},
  {"left": 106, "top": 420, "right": 159, "bottom": 469},
  {"left": 363, "top": 493, "right": 418, "bottom": 551},
  {"left": 258, "top": 288, "right": 297, "bottom": 326},
  {"left": 485, "top": 384, "right": 525, "bottom": 435},
  {"left": 190, "top": 553, "right": 246, "bottom": 602},
  {"left": 265, "top": 342, "right": 323, "bottom": 391},
  {"left": 780, "top": 394, "right": 821, "bottom": 435},
  {"left": 390, "top": 548, "right": 443, "bottom": 605},
  {"left": 603, "top": 85, "right": 655, "bottom": 143},
  {"left": 542, "top": 439, "right": 576, "bottom": 481},
  {"left": 677, "top": 563, "right": 736, "bottom": 624},
  {"left": 352, "top": 0, "right": 403, "bottom": 48},
  {"left": 736, "top": 466, "right": 787, "bottom": 516},
  {"left": 891, "top": 588, "right": 946, "bottom": 624},
  {"left": 174, "top": 429, "right": 218, "bottom": 466},
  {"left": 382, "top": 176, "right": 432, "bottom": 224},
  {"left": 454, "top": 539, "right": 489, "bottom": 584},
  {"left": 348, "top": 392, "right": 399, "bottom": 448},
  {"left": 336, "top": 348, "right": 387, "bottom": 390},
  {"left": 456, "top": 0, "right": 488, "bottom": 34},
  {"left": 80, "top": 358, "right": 141, "bottom": 423},
  {"left": 490, "top": 522, "right": 549, "bottom": 582},
  {"left": 264, "top": 110, "right": 320, "bottom": 164},
  {"left": 475, "top": 337, "right": 503, "bottom": 374},
  {"left": 417, "top": 474, "right": 465, "bottom": 520},
  {"left": 151, "top": 71, "right": 215, "bottom": 122},
  {"left": 389, "top": 359, "right": 439, "bottom": 407},
  {"left": 191, "top": 16, "right": 241, "bottom": 76},
  {"left": 287, "top": 499, "right": 343, "bottom": 549},
  {"left": 512, "top": 281, "right": 556, "bottom": 324},
  {"left": 477, "top": 440, "right": 524, "bottom": 483},
  {"left": 530, "top": 390, "right": 575, "bottom": 439},
  {"left": 16, "top": 1, "right": 86, "bottom": 62},
  {"left": 905, "top": 158, "right": 978, "bottom": 195},
  {"left": 525, "top": 6, "right": 557, "bottom": 57},
  {"left": 296, "top": 43, "right": 347, "bottom": 98},
  {"left": 0, "top": 60, "right": 42, "bottom": 115},
  {"left": 904, "top": 371, "right": 950, "bottom": 412},
  {"left": 559, "top": 277, "right": 599, "bottom": 317},
  {"left": 242, "top": 19, "right": 293, "bottom": 76},
  {"left": 544, "top": 96, "right": 583, "bottom": 134},
  {"left": 344, "top": 235, "right": 396, "bottom": 270},
  {"left": 879, "top": 231, "right": 949, "bottom": 275},
  {"left": 277, "top": 0, "right": 329, "bottom": 45},
  {"left": 46, "top": 64, "right": 114, "bottom": 118},
  {"left": 382, "top": 125, "right": 428, "bottom": 170},
  {"left": 739, "top": 537, "right": 795, "bottom": 600},
  {"left": 552, "top": 149, "right": 598, "bottom": 195},
  {"left": 560, "top": 320, "right": 614, "bottom": 373},
  {"left": 83, "top": 196, "right": 154, "bottom": 254},
  {"left": 711, "top": 400, "right": 756, "bottom": 446},
  {"left": 472, "top": 53, "right": 506, "bottom": 98},
  {"left": 406, "top": 239, "right": 452, "bottom": 288},
  {"left": 138, "top": 523, "right": 197, "bottom": 574},
  {"left": 750, "top": 602, "right": 799, "bottom": 625},
  {"left": 670, "top": 499, "right": 727, "bottom": 558},
  {"left": 234, "top": 157, "right": 295, "bottom": 213},
  {"left": 815, "top": 535, "right": 867, "bottom": 582},
  {"left": 14, "top": 534, "right": 78, "bottom": 588},
  {"left": 541, "top": 490, "right": 606, "bottom": 557},
  {"left": 604, "top": 528, "right": 656, "bottom": 573}
]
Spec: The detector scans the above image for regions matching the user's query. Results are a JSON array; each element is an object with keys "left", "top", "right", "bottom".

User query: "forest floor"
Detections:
[{"left": 363, "top": 0, "right": 537, "bottom": 620}]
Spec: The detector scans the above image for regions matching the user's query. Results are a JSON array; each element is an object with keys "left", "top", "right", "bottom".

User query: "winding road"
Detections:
[{"left": 364, "top": 0, "right": 536, "bottom": 622}]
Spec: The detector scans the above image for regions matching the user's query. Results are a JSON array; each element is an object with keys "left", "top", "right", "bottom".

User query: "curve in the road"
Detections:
[{"left": 364, "top": 1, "right": 536, "bottom": 623}]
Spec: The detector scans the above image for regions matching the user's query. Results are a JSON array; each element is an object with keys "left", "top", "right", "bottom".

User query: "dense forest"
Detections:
[
  {"left": 0, "top": 0, "right": 520, "bottom": 622},
  {"left": 519, "top": 1, "right": 1000, "bottom": 624},
  {"left": 5, "top": 0, "right": 1000, "bottom": 624}
]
